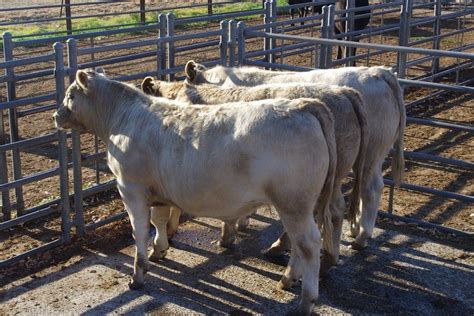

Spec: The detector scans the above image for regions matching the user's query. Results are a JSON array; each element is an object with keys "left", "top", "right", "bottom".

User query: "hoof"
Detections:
[
  {"left": 349, "top": 223, "right": 360, "bottom": 238},
  {"left": 218, "top": 240, "right": 235, "bottom": 249},
  {"left": 236, "top": 217, "right": 250, "bottom": 231},
  {"left": 167, "top": 229, "right": 177, "bottom": 240},
  {"left": 277, "top": 276, "right": 295, "bottom": 290},
  {"left": 149, "top": 249, "right": 167, "bottom": 262},
  {"left": 128, "top": 279, "right": 144, "bottom": 290},
  {"left": 350, "top": 241, "right": 367, "bottom": 251},
  {"left": 320, "top": 256, "right": 336, "bottom": 278},
  {"left": 262, "top": 246, "right": 287, "bottom": 258}
]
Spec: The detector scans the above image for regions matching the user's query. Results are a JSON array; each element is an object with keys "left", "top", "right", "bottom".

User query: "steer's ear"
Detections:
[
  {"left": 185, "top": 60, "right": 198, "bottom": 83},
  {"left": 76, "top": 70, "right": 89, "bottom": 91},
  {"left": 141, "top": 77, "right": 155, "bottom": 95},
  {"left": 95, "top": 67, "right": 106, "bottom": 76}
]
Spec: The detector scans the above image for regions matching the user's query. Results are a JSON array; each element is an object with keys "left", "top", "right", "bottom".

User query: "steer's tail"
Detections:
[
  {"left": 299, "top": 98, "right": 336, "bottom": 260},
  {"left": 340, "top": 89, "right": 368, "bottom": 227},
  {"left": 375, "top": 67, "right": 406, "bottom": 186}
]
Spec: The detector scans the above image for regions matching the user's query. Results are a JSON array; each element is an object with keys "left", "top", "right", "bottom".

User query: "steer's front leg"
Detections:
[{"left": 118, "top": 183, "right": 150, "bottom": 290}]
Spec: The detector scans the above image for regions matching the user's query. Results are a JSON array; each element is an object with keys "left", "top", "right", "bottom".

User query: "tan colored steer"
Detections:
[
  {"left": 141, "top": 76, "right": 369, "bottom": 273},
  {"left": 186, "top": 61, "right": 406, "bottom": 250},
  {"left": 53, "top": 69, "right": 337, "bottom": 315}
]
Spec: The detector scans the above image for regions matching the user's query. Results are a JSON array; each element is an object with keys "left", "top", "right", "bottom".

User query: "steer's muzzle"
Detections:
[{"left": 52, "top": 106, "right": 71, "bottom": 130}]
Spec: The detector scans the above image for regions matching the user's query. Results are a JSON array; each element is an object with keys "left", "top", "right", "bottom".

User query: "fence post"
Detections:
[
  {"left": 208, "top": 0, "right": 213, "bottom": 15},
  {"left": 219, "top": 20, "right": 229, "bottom": 66},
  {"left": 237, "top": 21, "right": 246, "bottom": 66},
  {"left": 3, "top": 32, "right": 24, "bottom": 216},
  {"left": 0, "top": 107, "right": 10, "bottom": 221},
  {"left": 157, "top": 14, "right": 167, "bottom": 81},
  {"left": 166, "top": 13, "right": 175, "bottom": 82},
  {"left": 53, "top": 42, "right": 71, "bottom": 243},
  {"left": 263, "top": 0, "right": 271, "bottom": 66},
  {"left": 140, "top": 0, "right": 146, "bottom": 25},
  {"left": 344, "top": 0, "right": 355, "bottom": 66},
  {"left": 319, "top": 6, "right": 329, "bottom": 69},
  {"left": 228, "top": 20, "right": 237, "bottom": 67},
  {"left": 431, "top": 0, "right": 442, "bottom": 75},
  {"left": 326, "top": 5, "right": 335, "bottom": 68},
  {"left": 0, "top": 38, "right": 11, "bottom": 221},
  {"left": 397, "top": 0, "right": 411, "bottom": 79},
  {"left": 269, "top": 0, "right": 277, "bottom": 67},
  {"left": 65, "top": 0, "right": 72, "bottom": 35},
  {"left": 66, "top": 38, "right": 85, "bottom": 236}
]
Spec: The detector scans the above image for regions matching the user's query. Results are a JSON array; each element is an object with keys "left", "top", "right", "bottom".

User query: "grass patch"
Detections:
[{"left": 1, "top": 0, "right": 290, "bottom": 45}]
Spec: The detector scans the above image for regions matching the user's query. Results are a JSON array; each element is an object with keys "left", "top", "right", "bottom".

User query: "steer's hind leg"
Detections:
[
  {"left": 167, "top": 206, "right": 181, "bottom": 239},
  {"left": 279, "top": 210, "right": 320, "bottom": 315},
  {"left": 321, "top": 186, "right": 344, "bottom": 277},
  {"left": 219, "top": 219, "right": 238, "bottom": 248},
  {"left": 150, "top": 206, "right": 171, "bottom": 262},
  {"left": 352, "top": 163, "right": 384, "bottom": 250},
  {"left": 118, "top": 184, "right": 150, "bottom": 290}
]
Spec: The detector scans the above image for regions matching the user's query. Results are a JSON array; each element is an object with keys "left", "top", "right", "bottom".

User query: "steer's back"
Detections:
[{"left": 113, "top": 97, "right": 331, "bottom": 220}]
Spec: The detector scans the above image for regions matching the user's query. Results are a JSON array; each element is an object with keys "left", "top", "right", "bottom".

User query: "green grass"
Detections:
[{"left": 0, "top": 0, "right": 290, "bottom": 45}]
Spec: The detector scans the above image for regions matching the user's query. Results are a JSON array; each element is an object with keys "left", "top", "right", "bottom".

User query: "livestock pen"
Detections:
[{"left": 1, "top": 0, "right": 473, "bottom": 314}]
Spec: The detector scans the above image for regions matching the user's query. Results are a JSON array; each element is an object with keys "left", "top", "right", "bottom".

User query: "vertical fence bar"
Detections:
[
  {"left": 263, "top": 0, "right": 271, "bottom": 66},
  {"left": 65, "top": 0, "right": 72, "bottom": 35},
  {"left": 326, "top": 5, "right": 335, "bottom": 68},
  {"left": 0, "top": 106, "right": 10, "bottom": 221},
  {"left": 66, "top": 38, "right": 85, "bottom": 236},
  {"left": 344, "top": 0, "right": 356, "bottom": 66},
  {"left": 140, "top": 0, "right": 146, "bottom": 25},
  {"left": 219, "top": 20, "right": 229, "bottom": 66},
  {"left": 431, "top": 0, "right": 442, "bottom": 75},
  {"left": 53, "top": 42, "right": 71, "bottom": 243},
  {"left": 3, "top": 32, "right": 24, "bottom": 216},
  {"left": 157, "top": 14, "right": 167, "bottom": 81},
  {"left": 228, "top": 20, "right": 237, "bottom": 67},
  {"left": 208, "top": 0, "right": 213, "bottom": 15},
  {"left": 237, "top": 21, "right": 246, "bottom": 66},
  {"left": 319, "top": 6, "right": 329, "bottom": 69},
  {"left": 397, "top": 0, "right": 411, "bottom": 79},
  {"left": 166, "top": 13, "right": 175, "bottom": 82},
  {"left": 269, "top": 0, "right": 277, "bottom": 67}
]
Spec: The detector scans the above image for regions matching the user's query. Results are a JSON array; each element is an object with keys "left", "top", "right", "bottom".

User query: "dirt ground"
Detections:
[
  {"left": 1, "top": 208, "right": 473, "bottom": 315},
  {"left": 0, "top": 4, "right": 473, "bottom": 312}
]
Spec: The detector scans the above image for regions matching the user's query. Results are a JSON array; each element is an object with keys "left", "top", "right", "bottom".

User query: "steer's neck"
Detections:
[{"left": 89, "top": 80, "right": 151, "bottom": 141}]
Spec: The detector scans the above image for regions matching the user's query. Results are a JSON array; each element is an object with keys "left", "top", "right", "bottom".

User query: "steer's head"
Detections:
[{"left": 53, "top": 68, "right": 106, "bottom": 132}]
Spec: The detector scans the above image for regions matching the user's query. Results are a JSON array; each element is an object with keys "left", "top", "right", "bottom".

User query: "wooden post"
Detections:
[
  {"left": 208, "top": 0, "right": 213, "bottom": 15},
  {"left": 140, "top": 0, "right": 146, "bottom": 25},
  {"left": 65, "top": 0, "right": 72, "bottom": 35}
]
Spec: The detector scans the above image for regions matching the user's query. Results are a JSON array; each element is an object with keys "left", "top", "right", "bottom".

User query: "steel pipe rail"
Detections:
[
  {"left": 246, "top": 31, "right": 474, "bottom": 60},
  {"left": 404, "top": 151, "right": 474, "bottom": 170},
  {"left": 407, "top": 117, "right": 474, "bottom": 133},
  {"left": 378, "top": 212, "right": 473, "bottom": 237},
  {"left": 383, "top": 178, "right": 473, "bottom": 203},
  {"left": 0, "top": 133, "right": 58, "bottom": 153}
]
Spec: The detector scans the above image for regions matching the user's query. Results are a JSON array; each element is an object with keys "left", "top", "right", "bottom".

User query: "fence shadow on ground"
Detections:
[{"left": 2, "top": 209, "right": 473, "bottom": 314}]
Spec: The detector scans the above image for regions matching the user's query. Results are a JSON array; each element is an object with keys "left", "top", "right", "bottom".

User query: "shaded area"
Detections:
[{"left": 2, "top": 207, "right": 473, "bottom": 314}]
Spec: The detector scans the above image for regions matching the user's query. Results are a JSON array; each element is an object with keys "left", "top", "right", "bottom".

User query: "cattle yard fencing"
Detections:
[{"left": 1, "top": 0, "right": 473, "bottom": 268}]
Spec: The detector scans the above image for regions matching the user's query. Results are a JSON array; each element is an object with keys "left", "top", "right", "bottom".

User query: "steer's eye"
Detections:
[{"left": 69, "top": 95, "right": 74, "bottom": 100}]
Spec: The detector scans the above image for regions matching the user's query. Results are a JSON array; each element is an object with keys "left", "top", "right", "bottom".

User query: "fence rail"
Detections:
[{"left": 1, "top": 0, "right": 473, "bottom": 268}]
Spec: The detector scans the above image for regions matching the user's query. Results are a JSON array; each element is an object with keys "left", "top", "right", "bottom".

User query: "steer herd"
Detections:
[{"left": 53, "top": 61, "right": 406, "bottom": 315}]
